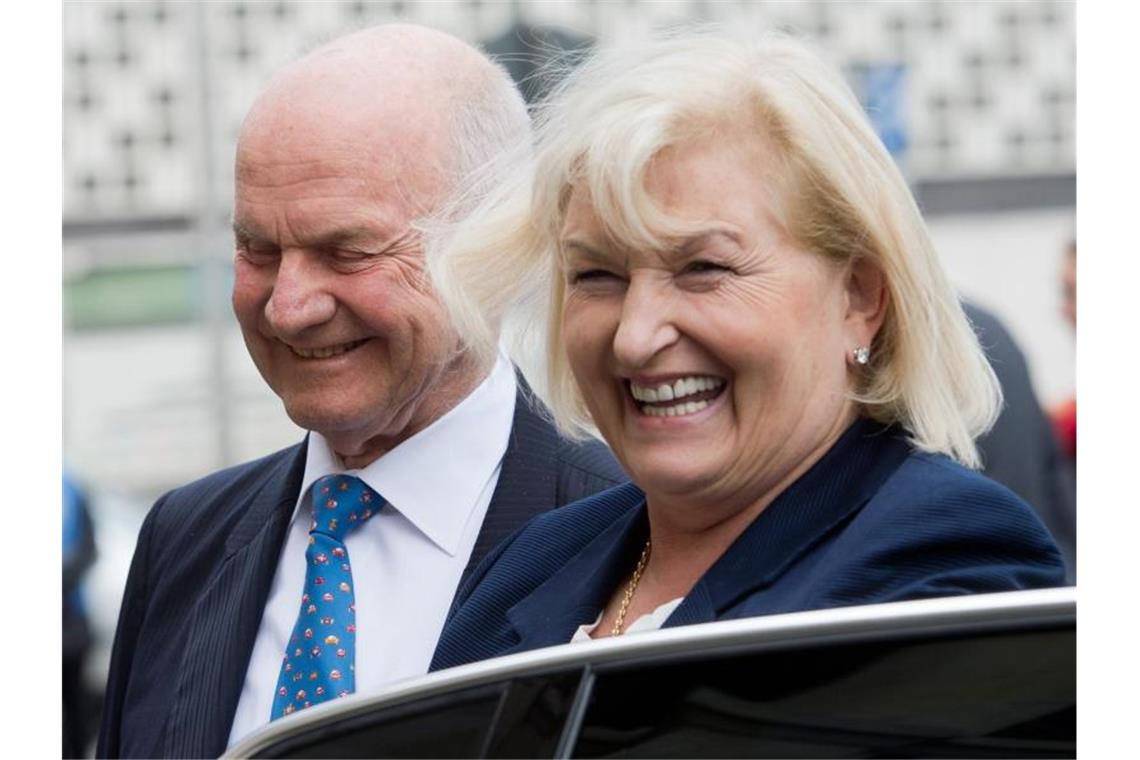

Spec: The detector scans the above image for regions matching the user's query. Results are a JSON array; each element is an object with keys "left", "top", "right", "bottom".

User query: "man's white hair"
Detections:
[
  {"left": 429, "top": 27, "right": 1001, "bottom": 467},
  {"left": 419, "top": 55, "right": 534, "bottom": 343},
  {"left": 443, "top": 60, "right": 532, "bottom": 217}
]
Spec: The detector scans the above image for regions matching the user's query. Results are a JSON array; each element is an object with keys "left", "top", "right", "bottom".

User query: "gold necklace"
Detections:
[{"left": 611, "top": 537, "right": 652, "bottom": 636}]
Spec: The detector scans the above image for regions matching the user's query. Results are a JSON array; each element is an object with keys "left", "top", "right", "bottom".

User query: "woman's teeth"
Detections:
[
  {"left": 629, "top": 375, "right": 724, "bottom": 402},
  {"left": 629, "top": 375, "right": 725, "bottom": 417},
  {"left": 642, "top": 399, "right": 710, "bottom": 417}
]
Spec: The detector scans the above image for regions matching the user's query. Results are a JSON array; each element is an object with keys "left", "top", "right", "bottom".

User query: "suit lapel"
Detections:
[
  {"left": 163, "top": 440, "right": 308, "bottom": 758},
  {"left": 506, "top": 495, "right": 649, "bottom": 651},
  {"left": 460, "top": 382, "right": 561, "bottom": 584},
  {"left": 666, "top": 420, "right": 912, "bottom": 628}
]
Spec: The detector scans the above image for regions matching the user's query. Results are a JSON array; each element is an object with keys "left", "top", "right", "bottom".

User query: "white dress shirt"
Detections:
[{"left": 227, "top": 356, "right": 516, "bottom": 748}]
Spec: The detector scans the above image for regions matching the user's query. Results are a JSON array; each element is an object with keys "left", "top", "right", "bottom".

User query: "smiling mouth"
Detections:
[
  {"left": 628, "top": 376, "right": 727, "bottom": 418},
  {"left": 286, "top": 339, "right": 369, "bottom": 360}
]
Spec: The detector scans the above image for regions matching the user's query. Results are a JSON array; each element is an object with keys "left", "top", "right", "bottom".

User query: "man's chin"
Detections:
[
  {"left": 283, "top": 399, "right": 413, "bottom": 456},
  {"left": 282, "top": 402, "right": 374, "bottom": 440}
]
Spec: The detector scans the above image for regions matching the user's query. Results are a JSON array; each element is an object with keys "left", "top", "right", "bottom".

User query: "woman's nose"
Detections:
[{"left": 611, "top": 279, "right": 680, "bottom": 369}]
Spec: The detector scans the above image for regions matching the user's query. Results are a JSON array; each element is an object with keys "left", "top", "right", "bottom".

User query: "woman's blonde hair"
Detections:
[{"left": 427, "top": 27, "right": 1000, "bottom": 468}]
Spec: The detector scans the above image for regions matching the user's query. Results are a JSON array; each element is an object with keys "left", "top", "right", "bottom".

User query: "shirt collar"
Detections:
[{"left": 296, "top": 354, "right": 517, "bottom": 555}]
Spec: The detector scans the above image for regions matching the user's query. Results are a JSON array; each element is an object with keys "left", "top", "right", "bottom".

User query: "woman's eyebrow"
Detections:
[
  {"left": 676, "top": 228, "right": 745, "bottom": 255},
  {"left": 560, "top": 230, "right": 746, "bottom": 264},
  {"left": 560, "top": 238, "right": 611, "bottom": 262}
]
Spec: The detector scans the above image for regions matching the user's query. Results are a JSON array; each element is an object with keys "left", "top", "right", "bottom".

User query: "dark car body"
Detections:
[{"left": 226, "top": 588, "right": 1075, "bottom": 758}]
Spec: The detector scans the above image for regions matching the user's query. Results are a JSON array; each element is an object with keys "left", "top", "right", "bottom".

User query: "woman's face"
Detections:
[{"left": 560, "top": 134, "right": 870, "bottom": 522}]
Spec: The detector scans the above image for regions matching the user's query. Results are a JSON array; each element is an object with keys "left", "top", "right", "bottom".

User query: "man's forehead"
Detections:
[
  {"left": 241, "top": 36, "right": 454, "bottom": 149},
  {"left": 235, "top": 146, "right": 442, "bottom": 224},
  {"left": 231, "top": 24, "right": 479, "bottom": 240},
  {"left": 236, "top": 78, "right": 450, "bottom": 206},
  {"left": 267, "top": 23, "right": 482, "bottom": 96},
  {"left": 235, "top": 142, "right": 394, "bottom": 188},
  {"left": 235, "top": 92, "right": 448, "bottom": 210},
  {"left": 239, "top": 94, "right": 443, "bottom": 165}
]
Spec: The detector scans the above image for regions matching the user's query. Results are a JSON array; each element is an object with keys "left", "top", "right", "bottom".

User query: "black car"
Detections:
[{"left": 226, "top": 588, "right": 1075, "bottom": 758}]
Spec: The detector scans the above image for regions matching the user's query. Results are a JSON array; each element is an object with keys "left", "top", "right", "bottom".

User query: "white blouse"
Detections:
[{"left": 570, "top": 597, "right": 685, "bottom": 642}]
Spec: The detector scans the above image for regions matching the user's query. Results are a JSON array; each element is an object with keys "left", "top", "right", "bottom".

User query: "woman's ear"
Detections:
[{"left": 844, "top": 256, "right": 888, "bottom": 353}]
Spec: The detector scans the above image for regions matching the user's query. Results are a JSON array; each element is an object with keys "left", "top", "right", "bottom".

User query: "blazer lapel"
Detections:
[
  {"left": 163, "top": 440, "right": 307, "bottom": 759},
  {"left": 506, "top": 500, "right": 649, "bottom": 652},
  {"left": 667, "top": 420, "right": 912, "bottom": 628}
]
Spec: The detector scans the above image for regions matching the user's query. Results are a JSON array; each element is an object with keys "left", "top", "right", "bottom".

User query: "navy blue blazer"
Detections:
[
  {"left": 97, "top": 390, "right": 625, "bottom": 759},
  {"left": 430, "top": 419, "right": 1066, "bottom": 671}
]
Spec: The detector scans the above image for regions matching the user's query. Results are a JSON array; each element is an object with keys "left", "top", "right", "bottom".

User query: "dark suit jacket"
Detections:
[
  {"left": 97, "top": 390, "right": 625, "bottom": 759},
  {"left": 430, "top": 419, "right": 1066, "bottom": 671},
  {"left": 964, "top": 301, "right": 1076, "bottom": 582}
]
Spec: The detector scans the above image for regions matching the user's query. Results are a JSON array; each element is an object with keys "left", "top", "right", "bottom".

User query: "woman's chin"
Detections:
[{"left": 623, "top": 453, "right": 723, "bottom": 503}]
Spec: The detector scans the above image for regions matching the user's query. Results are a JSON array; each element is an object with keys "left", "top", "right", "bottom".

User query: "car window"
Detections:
[
  {"left": 254, "top": 683, "right": 504, "bottom": 758},
  {"left": 572, "top": 627, "right": 1075, "bottom": 758},
  {"left": 250, "top": 670, "right": 590, "bottom": 758},
  {"left": 484, "top": 672, "right": 587, "bottom": 758}
]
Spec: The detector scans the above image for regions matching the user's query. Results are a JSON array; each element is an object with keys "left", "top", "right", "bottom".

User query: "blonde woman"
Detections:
[{"left": 428, "top": 30, "right": 1064, "bottom": 667}]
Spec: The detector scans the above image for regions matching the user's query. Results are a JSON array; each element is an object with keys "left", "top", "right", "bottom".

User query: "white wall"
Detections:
[{"left": 928, "top": 207, "right": 1075, "bottom": 407}]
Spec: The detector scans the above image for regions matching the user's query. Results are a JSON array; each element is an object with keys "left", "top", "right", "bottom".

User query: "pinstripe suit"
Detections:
[
  {"left": 430, "top": 418, "right": 1066, "bottom": 671},
  {"left": 97, "top": 391, "right": 625, "bottom": 759}
]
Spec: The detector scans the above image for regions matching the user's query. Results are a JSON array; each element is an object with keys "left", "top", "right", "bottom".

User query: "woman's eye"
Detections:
[
  {"left": 682, "top": 260, "right": 730, "bottom": 275},
  {"left": 570, "top": 269, "right": 621, "bottom": 284}
]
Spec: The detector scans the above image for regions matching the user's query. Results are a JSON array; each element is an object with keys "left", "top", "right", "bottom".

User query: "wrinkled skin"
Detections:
[{"left": 231, "top": 26, "right": 491, "bottom": 467}]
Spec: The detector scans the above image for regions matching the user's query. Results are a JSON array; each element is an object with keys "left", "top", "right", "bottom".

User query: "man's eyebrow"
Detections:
[
  {"left": 229, "top": 222, "right": 386, "bottom": 248},
  {"left": 231, "top": 219, "right": 260, "bottom": 242},
  {"left": 308, "top": 228, "right": 380, "bottom": 248}
]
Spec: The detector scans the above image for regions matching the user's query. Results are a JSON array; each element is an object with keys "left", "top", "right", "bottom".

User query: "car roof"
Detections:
[{"left": 227, "top": 587, "right": 1075, "bottom": 758}]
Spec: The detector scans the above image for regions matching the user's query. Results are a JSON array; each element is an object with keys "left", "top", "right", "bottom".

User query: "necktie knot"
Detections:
[{"left": 309, "top": 474, "right": 381, "bottom": 541}]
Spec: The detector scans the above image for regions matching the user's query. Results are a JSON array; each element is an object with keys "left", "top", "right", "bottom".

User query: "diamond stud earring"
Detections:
[{"left": 852, "top": 346, "right": 870, "bottom": 365}]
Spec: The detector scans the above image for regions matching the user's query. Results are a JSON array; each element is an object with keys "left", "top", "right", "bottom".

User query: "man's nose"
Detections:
[
  {"left": 612, "top": 277, "right": 680, "bottom": 369},
  {"left": 263, "top": 250, "right": 337, "bottom": 335}
]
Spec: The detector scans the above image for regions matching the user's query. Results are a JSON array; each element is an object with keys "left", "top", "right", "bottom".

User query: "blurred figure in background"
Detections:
[
  {"left": 966, "top": 302, "right": 1076, "bottom": 583},
  {"left": 63, "top": 471, "right": 97, "bottom": 758},
  {"left": 1051, "top": 240, "right": 1077, "bottom": 464}
]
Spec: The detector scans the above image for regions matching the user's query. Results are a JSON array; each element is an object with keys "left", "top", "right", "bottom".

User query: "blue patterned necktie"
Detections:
[{"left": 270, "top": 474, "right": 382, "bottom": 721}]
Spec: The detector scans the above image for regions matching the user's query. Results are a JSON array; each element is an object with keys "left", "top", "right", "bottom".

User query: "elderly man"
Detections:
[{"left": 97, "top": 25, "right": 624, "bottom": 759}]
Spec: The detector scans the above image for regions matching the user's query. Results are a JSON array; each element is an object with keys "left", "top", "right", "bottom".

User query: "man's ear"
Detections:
[{"left": 844, "top": 256, "right": 888, "bottom": 351}]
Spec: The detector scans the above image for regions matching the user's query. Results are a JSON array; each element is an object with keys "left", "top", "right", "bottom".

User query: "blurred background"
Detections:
[{"left": 62, "top": 0, "right": 1075, "bottom": 755}]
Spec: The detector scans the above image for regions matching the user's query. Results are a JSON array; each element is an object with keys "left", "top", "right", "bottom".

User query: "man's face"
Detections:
[{"left": 231, "top": 111, "right": 474, "bottom": 461}]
